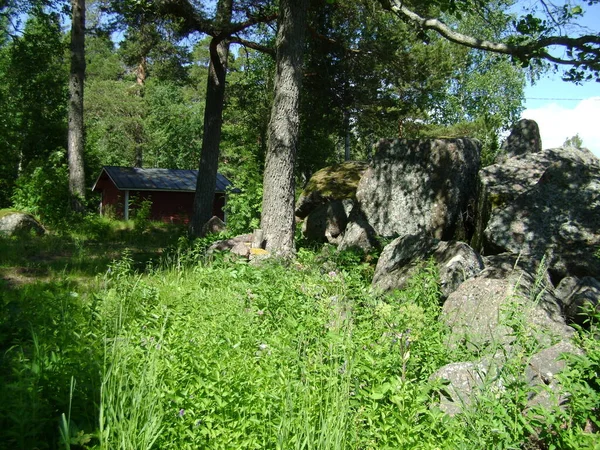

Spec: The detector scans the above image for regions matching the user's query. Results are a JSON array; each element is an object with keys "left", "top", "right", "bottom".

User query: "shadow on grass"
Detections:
[
  {"left": 0, "top": 222, "right": 186, "bottom": 448},
  {"left": 0, "top": 277, "right": 102, "bottom": 449},
  {"left": 0, "top": 222, "right": 187, "bottom": 280}
]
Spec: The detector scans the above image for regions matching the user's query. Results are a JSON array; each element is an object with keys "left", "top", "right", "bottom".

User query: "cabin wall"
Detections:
[
  {"left": 98, "top": 187, "right": 226, "bottom": 224},
  {"left": 99, "top": 182, "right": 124, "bottom": 218}
]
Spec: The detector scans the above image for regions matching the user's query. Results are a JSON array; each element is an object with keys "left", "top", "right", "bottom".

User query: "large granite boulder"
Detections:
[
  {"left": 337, "top": 206, "right": 380, "bottom": 253},
  {"left": 430, "top": 361, "right": 489, "bottom": 416},
  {"left": 301, "top": 199, "right": 353, "bottom": 244},
  {"left": 356, "top": 138, "right": 480, "bottom": 241},
  {"left": 472, "top": 146, "right": 600, "bottom": 279},
  {"left": 431, "top": 341, "right": 582, "bottom": 415},
  {"left": 525, "top": 341, "right": 584, "bottom": 410},
  {"left": 0, "top": 213, "right": 46, "bottom": 237},
  {"left": 554, "top": 276, "right": 600, "bottom": 325},
  {"left": 442, "top": 257, "right": 574, "bottom": 352},
  {"left": 498, "top": 119, "right": 542, "bottom": 162},
  {"left": 373, "top": 234, "right": 484, "bottom": 298},
  {"left": 295, "top": 161, "right": 368, "bottom": 219}
]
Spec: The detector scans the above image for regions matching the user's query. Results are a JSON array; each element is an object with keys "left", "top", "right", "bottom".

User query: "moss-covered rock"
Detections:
[
  {"left": 0, "top": 212, "right": 46, "bottom": 237},
  {"left": 295, "top": 161, "right": 368, "bottom": 219}
]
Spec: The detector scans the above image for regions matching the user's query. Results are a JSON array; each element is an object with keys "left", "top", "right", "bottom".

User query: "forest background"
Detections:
[{"left": 0, "top": 0, "right": 597, "bottom": 235}]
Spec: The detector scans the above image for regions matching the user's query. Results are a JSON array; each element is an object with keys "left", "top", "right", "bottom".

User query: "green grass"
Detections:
[{"left": 0, "top": 221, "right": 599, "bottom": 449}]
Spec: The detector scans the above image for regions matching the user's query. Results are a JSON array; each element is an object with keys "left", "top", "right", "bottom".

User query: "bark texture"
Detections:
[
  {"left": 68, "top": 0, "right": 86, "bottom": 212},
  {"left": 260, "top": 0, "right": 308, "bottom": 257},
  {"left": 189, "top": 0, "right": 232, "bottom": 237}
]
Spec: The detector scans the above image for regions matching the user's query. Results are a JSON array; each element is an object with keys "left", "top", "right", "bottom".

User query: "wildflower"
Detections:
[
  {"left": 258, "top": 343, "right": 268, "bottom": 351},
  {"left": 257, "top": 309, "right": 264, "bottom": 316},
  {"left": 179, "top": 408, "right": 185, "bottom": 417},
  {"left": 328, "top": 270, "right": 337, "bottom": 277}
]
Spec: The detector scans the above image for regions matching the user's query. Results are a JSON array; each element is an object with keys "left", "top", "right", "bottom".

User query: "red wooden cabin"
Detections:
[{"left": 92, "top": 166, "right": 236, "bottom": 224}]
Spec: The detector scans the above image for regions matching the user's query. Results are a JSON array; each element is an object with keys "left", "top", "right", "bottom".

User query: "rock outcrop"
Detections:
[
  {"left": 301, "top": 199, "right": 353, "bottom": 244},
  {"left": 202, "top": 216, "right": 226, "bottom": 235},
  {"left": 337, "top": 206, "right": 380, "bottom": 253},
  {"left": 431, "top": 341, "right": 582, "bottom": 415},
  {"left": 473, "top": 146, "right": 600, "bottom": 279},
  {"left": 356, "top": 138, "right": 481, "bottom": 240},
  {"left": 555, "top": 276, "right": 600, "bottom": 325},
  {"left": 208, "top": 233, "right": 254, "bottom": 257},
  {"left": 430, "top": 362, "right": 489, "bottom": 416},
  {"left": 498, "top": 118, "right": 542, "bottom": 162},
  {"left": 296, "top": 161, "right": 367, "bottom": 244},
  {"left": 442, "top": 257, "right": 574, "bottom": 352},
  {"left": 525, "top": 341, "right": 584, "bottom": 409},
  {"left": 0, "top": 213, "right": 46, "bottom": 237},
  {"left": 295, "top": 161, "right": 367, "bottom": 219},
  {"left": 296, "top": 119, "right": 598, "bottom": 419},
  {"left": 373, "top": 235, "right": 483, "bottom": 298}
]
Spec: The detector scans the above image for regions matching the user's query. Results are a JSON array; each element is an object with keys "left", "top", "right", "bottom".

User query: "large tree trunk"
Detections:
[
  {"left": 189, "top": 0, "right": 232, "bottom": 237},
  {"left": 260, "top": 0, "right": 308, "bottom": 257},
  {"left": 68, "top": 0, "right": 86, "bottom": 212},
  {"left": 343, "top": 109, "right": 351, "bottom": 161}
]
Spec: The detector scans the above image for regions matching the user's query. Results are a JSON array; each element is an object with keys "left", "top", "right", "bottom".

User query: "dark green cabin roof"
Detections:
[{"left": 92, "top": 166, "right": 237, "bottom": 193}]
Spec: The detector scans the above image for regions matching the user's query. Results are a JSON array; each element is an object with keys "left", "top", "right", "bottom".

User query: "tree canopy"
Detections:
[{"left": 0, "top": 0, "right": 597, "bottom": 247}]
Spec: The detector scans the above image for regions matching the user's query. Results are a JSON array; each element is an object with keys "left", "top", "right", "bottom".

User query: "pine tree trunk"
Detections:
[
  {"left": 136, "top": 56, "right": 147, "bottom": 86},
  {"left": 260, "top": 0, "right": 308, "bottom": 257},
  {"left": 68, "top": 0, "right": 86, "bottom": 213},
  {"left": 189, "top": 0, "right": 232, "bottom": 237},
  {"left": 344, "top": 109, "right": 351, "bottom": 161}
]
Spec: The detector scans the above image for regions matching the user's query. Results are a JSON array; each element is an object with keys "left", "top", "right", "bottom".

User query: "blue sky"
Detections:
[{"left": 520, "top": 2, "right": 600, "bottom": 156}]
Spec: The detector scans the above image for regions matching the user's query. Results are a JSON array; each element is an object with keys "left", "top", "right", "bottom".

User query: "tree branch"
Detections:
[
  {"left": 379, "top": 0, "right": 600, "bottom": 69},
  {"left": 229, "top": 36, "right": 275, "bottom": 57},
  {"left": 307, "top": 25, "right": 362, "bottom": 54},
  {"left": 157, "top": 0, "right": 276, "bottom": 40}
]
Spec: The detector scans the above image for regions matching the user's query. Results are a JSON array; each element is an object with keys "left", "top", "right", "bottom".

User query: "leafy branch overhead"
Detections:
[
  {"left": 156, "top": 0, "right": 277, "bottom": 46},
  {"left": 378, "top": 0, "right": 600, "bottom": 82}
]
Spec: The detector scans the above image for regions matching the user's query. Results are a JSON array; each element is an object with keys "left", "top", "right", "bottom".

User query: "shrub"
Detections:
[
  {"left": 11, "top": 150, "right": 70, "bottom": 225},
  {"left": 224, "top": 178, "right": 262, "bottom": 236}
]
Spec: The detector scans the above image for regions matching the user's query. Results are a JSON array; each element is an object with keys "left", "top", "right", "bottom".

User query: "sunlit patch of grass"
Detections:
[{"left": 0, "top": 227, "right": 599, "bottom": 448}]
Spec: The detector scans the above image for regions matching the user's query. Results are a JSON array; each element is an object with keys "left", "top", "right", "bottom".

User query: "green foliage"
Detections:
[
  {"left": 563, "top": 133, "right": 584, "bottom": 149},
  {"left": 130, "top": 195, "right": 153, "bottom": 231},
  {"left": 224, "top": 179, "right": 263, "bottom": 236},
  {"left": 85, "top": 34, "right": 124, "bottom": 81},
  {"left": 1, "top": 230, "right": 600, "bottom": 448},
  {"left": 529, "top": 310, "right": 600, "bottom": 449},
  {"left": 84, "top": 79, "right": 148, "bottom": 168},
  {"left": 142, "top": 80, "right": 203, "bottom": 169},
  {"left": 0, "top": 8, "right": 67, "bottom": 207},
  {"left": 0, "top": 280, "right": 100, "bottom": 449},
  {"left": 11, "top": 150, "right": 71, "bottom": 225}
]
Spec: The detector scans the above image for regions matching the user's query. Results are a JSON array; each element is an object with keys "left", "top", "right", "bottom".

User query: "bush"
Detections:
[
  {"left": 224, "top": 178, "right": 262, "bottom": 236},
  {"left": 11, "top": 150, "right": 70, "bottom": 225}
]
